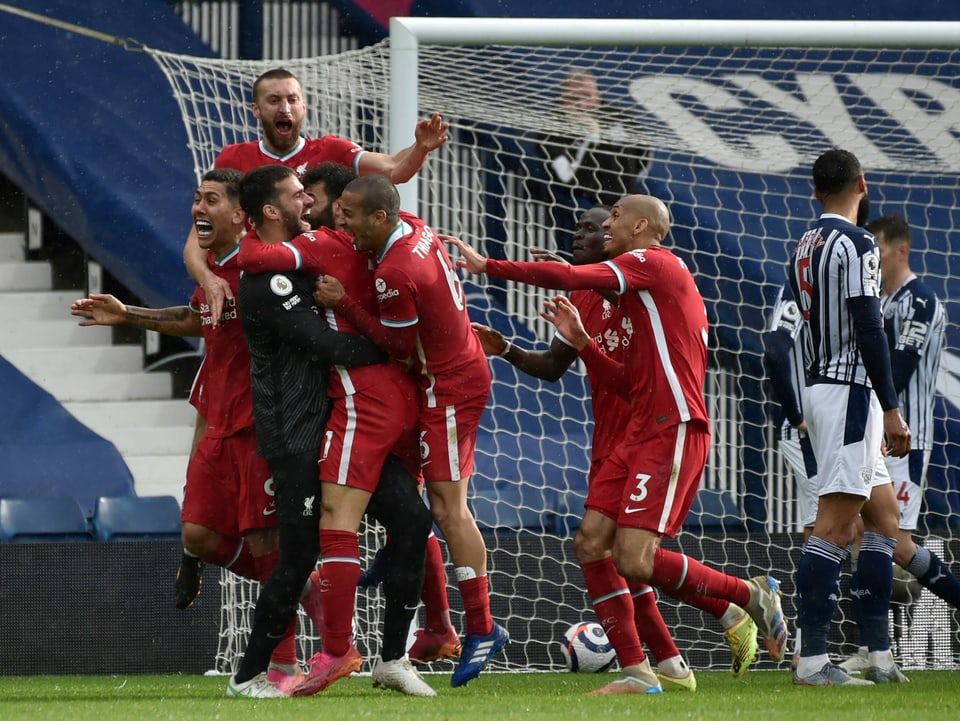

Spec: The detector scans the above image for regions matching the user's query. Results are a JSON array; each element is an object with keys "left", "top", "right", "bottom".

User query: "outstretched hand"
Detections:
[
  {"left": 70, "top": 293, "right": 126, "bottom": 326},
  {"left": 471, "top": 322, "right": 507, "bottom": 357},
  {"left": 440, "top": 234, "right": 488, "bottom": 274},
  {"left": 540, "top": 296, "right": 589, "bottom": 350},
  {"left": 314, "top": 275, "right": 345, "bottom": 308},
  {"left": 415, "top": 112, "right": 450, "bottom": 152}
]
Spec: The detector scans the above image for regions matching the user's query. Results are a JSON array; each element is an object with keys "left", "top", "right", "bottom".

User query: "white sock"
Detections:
[
  {"left": 657, "top": 655, "right": 689, "bottom": 677},
  {"left": 719, "top": 603, "right": 744, "bottom": 629},
  {"left": 868, "top": 649, "right": 894, "bottom": 670},
  {"left": 796, "top": 653, "right": 829, "bottom": 678}
]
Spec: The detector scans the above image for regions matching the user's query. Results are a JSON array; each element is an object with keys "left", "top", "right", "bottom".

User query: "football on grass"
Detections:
[{"left": 560, "top": 622, "right": 617, "bottom": 672}]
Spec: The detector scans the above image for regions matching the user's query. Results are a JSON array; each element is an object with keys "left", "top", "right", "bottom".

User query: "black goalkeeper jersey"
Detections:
[{"left": 238, "top": 268, "right": 385, "bottom": 460}]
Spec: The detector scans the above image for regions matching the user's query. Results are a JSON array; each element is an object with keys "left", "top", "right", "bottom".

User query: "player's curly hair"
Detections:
[
  {"left": 812, "top": 148, "right": 862, "bottom": 197},
  {"left": 301, "top": 161, "right": 357, "bottom": 202}
]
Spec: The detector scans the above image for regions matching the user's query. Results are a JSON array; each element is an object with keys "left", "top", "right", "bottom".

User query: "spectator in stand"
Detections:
[{"left": 537, "top": 69, "right": 649, "bottom": 256}]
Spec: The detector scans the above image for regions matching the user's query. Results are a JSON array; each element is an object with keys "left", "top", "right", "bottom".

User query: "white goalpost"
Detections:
[{"left": 147, "top": 18, "right": 960, "bottom": 675}]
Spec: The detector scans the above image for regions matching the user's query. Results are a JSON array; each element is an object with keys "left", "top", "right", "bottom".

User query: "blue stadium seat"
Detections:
[
  {"left": 0, "top": 497, "right": 92, "bottom": 542},
  {"left": 93, "top": 495, "right": 182, "bottom": 541},
  {"left": 683, "top": 489, "right": 744, "bottom": 534}
]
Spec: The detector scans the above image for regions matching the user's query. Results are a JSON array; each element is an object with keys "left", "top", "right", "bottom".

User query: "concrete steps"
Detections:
[{"left": 0, "top": 232, "right": 192, "bottom": 505}]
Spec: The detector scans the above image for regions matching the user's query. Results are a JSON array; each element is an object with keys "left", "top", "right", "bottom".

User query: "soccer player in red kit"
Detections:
[
  {"left": 186, "top": 67, "right": 450, "bottom": 324},
  {"left": 470, "top": 207, "right": 759, "bottom": 688},
  {"left": 244, "top": 163, "right": 461, "bottom": 669},
  {"left": 237, "top": 191, "right": 442, "bottom": 696},
  {"left": 70, "top": 168, "right": 303, "bottom": 686},
  {"left": 312, "top": 175, "right": 507, "bottom": 688},
  {"left": 446, "top": 194, "right": 788, "bottom": 694}
]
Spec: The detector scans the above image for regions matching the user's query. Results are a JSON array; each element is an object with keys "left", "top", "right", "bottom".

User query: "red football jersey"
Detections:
[
  {"left": 188, "top": 245, "right": 255, "bottom": 438},
  {"left": 572, "top": 289, "right": 630, "bottom": 463},
  {"left": 237, "top": 230, "right": 389, "bottom": 398},
  {"left": 215, "top": 135, "right": 363, "bottom": 175},
  {"left": 376, "top": 212, "right": 490, "bottom": 405},
  {"left": 488, "top": 247, "right": 709, "bottom": 441}
]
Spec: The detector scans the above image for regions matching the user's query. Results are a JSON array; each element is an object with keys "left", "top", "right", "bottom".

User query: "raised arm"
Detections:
[
  {"left": 71, "top": 293, "right": 201, "bottom": 337},
  {"left": 184, "top": 226, "right": 232, "bottom": 328},
  {"left": 443, "top": 234, "right": 620, "bottom": 292},
  {"left": 358, "top": 113, "right": 449, "bottom": 184}
]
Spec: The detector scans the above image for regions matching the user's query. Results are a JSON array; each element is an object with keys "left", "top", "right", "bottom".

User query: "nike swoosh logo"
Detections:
[
  {"left": 624, "top": 507, "right": 645, "bottom": 514},
  {"left": 263, "top": 507, "right": 277, "bottom": 516}
]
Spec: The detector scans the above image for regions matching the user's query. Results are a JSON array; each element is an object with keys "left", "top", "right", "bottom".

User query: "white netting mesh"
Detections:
[{"left": 149, "top": 35, "right": 960, "bottom": 674}]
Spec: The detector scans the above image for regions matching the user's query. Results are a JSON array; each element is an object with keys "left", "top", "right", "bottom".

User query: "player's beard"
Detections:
[
  {"left": 309, "top": 204, "right": 335, "bottom": 231},
  {"left": 263, "top": 116, "right": 302, "bottom": 155},
  {"left": 856, "top": 192, "right": 871, "bottom": 227},
  {"left": 282, "top": 207, "right": 306, "bottom": 238}
]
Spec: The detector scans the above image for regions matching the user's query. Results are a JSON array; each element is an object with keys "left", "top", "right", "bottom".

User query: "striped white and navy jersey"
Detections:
[
  {"left": 789, "top": 213, "right": 882, "bottom": 387},
  {"left": 882, "top": 274, "right": 945, "bottom": 450},
  {"left": 764, "top": 283, "right": 809, "bottom": 443}
]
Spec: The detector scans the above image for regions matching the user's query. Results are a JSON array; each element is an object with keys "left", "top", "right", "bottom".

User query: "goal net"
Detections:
[{"left": 147, "top": 18, "right": 960, "bottom": 674}]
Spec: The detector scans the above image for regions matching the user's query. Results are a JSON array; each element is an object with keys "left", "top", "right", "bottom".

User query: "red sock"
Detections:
[
  {"left": 649, "top": 548, "right": 750, "bottom": 608},
  {"left": 458, "top": 574, "right": 493, "bottom": 637},
  {"left": 269, "top": 616, "right": 299, "bottom": 666},
  {"left": 628, "top": 582, "right": 678, "bottom": 663},
  {"left": 421, "top": 532, "right": 453, "bottom": 633},
  {"left": 253, "top": 550, "right": 279, "bottom": 584},
  {"left": 319, "top": 529, "right": 361, "bottom": 657},
  {"left": 581, "top": 558, "right": 645, "bottom": 667},
  {"left": 678, "top": 592, "right": 732, "bottom": 621}
]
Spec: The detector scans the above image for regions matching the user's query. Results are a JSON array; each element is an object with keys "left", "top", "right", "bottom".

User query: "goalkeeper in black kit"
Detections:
[{"left": 226, "top": 164, "right": 432, "bottom": 699}]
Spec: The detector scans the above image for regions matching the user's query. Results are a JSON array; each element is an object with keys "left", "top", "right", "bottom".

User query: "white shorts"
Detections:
[
  {"left": 779, "top": 434, "right": 819, "bottom": 528},
  {"left": 803, "top": 383, "right": 889, "bottom": 500},
  {"left": 883, "top": 449, "right": 931, "bottom": 532}
]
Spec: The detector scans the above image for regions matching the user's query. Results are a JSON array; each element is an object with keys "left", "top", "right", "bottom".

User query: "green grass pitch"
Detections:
[{"left": 1, "top": 670, "right": 958, "bottom": 721}]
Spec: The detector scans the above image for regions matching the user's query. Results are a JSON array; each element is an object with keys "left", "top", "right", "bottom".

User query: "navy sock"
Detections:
[
  {"left": 856, "top": 532, "right": 896, "bottom": 652},
  {"left": 797, "top": 536, "right": 847, "bottom": 657},
  {"left": 908, "top": 546, "right": 960, "bottom": 608},
  {"left": 848, "top": 556, "right": 864, "bottom": 644}
]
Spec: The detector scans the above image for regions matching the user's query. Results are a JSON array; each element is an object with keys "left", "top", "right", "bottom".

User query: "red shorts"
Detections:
[
  {"left": 182, "top": 427, "right": 276, "bottom": 535},
  {"left": 419, "top": 385, "right": 489, "bottom": 483},
  {"left": 587, "top": 422, "right": 709, "bottom": 537},
  {"left": 319, "top": 366, "right": 421, "bottom": 492}
]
